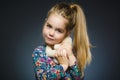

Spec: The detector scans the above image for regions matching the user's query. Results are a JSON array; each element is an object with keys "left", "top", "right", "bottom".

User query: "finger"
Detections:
[
  {"left": 58, "top": 49, "right": 62, "bottom": 56},
  {"left": 59, "top": 49, "right": 65, "bottom": 57},
  {"left": 54, "top": 51, "right": 57, "bottom": 57},
  {"left": 62, "top": 49, "right": 67, "bottom": 57},
  {"left": 56, "top": 48, "right": 61, "bottom": 57}
]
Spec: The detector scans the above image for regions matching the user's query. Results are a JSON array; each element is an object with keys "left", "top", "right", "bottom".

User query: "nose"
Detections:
[{"left": 49, "top": 29, "right": 55, "bottom": 37}]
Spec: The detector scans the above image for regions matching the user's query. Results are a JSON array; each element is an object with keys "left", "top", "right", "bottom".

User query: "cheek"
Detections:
[
  {"left": 42, "top": 28, "right": 47, "bottom": 38},
  {"left": 43, "top": 27, "right": 48, "bottom": 35},
  {"left": 55, "top": 34, "right": 65, "bottom": 42}
]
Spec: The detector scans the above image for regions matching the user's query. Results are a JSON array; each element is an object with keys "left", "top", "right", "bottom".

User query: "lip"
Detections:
[{"left": 47, "top": 37, "right": 54, "bottom": 41}]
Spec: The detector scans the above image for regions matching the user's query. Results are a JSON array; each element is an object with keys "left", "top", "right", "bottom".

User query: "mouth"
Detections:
[{"left": 46, "top": 37, "right": 54, "bottom": 41}]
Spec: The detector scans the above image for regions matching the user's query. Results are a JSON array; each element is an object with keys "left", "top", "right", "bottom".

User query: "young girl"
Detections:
[{"left": 32, "top": 2, "right": 92, "bottom": 80}]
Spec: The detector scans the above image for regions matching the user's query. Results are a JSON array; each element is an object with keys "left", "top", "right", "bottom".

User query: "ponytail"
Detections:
[{"left": 72, "top": 4, "right": 92, "bottom": 75}]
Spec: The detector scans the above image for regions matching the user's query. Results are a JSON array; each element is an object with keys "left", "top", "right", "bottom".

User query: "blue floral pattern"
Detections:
[{"left": 32, "top": 45, "right": 83, "bottom": 80}]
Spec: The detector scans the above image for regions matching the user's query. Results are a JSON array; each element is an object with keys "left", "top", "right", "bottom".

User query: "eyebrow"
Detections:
[
  {"left": 56, "top": 27, "right": 64, "bottom": 32},
  {"left": 46, "top": 22, "right": 52, "bottom": 27}
]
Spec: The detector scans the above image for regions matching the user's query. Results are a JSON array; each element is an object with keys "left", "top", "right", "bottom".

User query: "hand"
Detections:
[
  {"left": 57, "top": 44, "right": 72, "bottom": 56},
  {"left": 56, "top": 44, "right": 76, "bottom": 67},
  {"left": 55, "top": 49, "right": 69, "bottom": 71}
]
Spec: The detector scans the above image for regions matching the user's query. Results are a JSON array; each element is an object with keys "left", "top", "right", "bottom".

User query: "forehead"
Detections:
[{"left": 46, "top": 13, "right": 68, "bottom": 30}]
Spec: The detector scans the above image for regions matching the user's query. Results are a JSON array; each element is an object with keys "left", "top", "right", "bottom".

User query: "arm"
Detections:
[
  {"left": 58, "top": 42, "right": 83, "bottom": 79},
  {"left": 69, "top": 62, "right": 83, "bottom": 80},
  {"left": 32, "top": 46, "right": 66, "bottom": 80},
  {"left": 69, "top": 55, "right": 83, "bottom": 80}
]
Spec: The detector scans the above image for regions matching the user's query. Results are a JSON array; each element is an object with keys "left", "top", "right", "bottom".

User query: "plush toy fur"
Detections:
[{"left": 46, "top": 36, "right": 72, "bottom": 64}]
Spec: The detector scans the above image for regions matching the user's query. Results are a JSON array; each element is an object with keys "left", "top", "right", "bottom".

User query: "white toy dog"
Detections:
[{"left": 46, "top": 36, "right": 72, "bottom": 64}]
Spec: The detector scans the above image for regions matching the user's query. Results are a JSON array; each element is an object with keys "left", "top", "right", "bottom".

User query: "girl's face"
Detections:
[{"left": 42, "top": 13, "right": 69, "bottom": 47}]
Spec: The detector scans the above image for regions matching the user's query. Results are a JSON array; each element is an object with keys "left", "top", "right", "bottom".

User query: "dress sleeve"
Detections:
[
  {"left": 32, "top": 46, "right": 66, "bottom": 80},
  {"left": 69, "top": 61, "right": 84, "bottom": 80}
]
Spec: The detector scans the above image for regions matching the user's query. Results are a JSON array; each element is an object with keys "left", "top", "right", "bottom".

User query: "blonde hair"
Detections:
[{"left": 46, "top": 2, "right": 92, "bottom": 76}]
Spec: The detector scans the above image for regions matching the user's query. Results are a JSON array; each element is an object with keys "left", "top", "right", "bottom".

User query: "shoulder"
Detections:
[
  {"left": 32, "top": 45, "right": 46, "bottom": 56},
  {"left": 34, "top": 45, "right": 46, "bottom": 51}
]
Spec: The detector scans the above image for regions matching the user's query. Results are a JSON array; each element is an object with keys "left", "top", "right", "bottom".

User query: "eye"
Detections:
[
  {"left": 46, "top": 24, "right": 52, "bottom": 28},
  {"left": 56, "top": 29, "right": 63, "bottom": 33}
]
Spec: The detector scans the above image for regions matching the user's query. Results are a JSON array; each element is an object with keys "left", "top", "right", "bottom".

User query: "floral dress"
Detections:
[{"left": 32, "top": 45, "right": 84, "bottom": 80}]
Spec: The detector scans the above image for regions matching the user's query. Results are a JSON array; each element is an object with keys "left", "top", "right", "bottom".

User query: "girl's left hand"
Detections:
[
  {"left": 57, "top": 44, "right": 73, "bottom": 57},
  {"left": 56, "top": 44, "right": 76, "bottom": 67},
  {"left": 55, "top": 49, "right": 69, "bottom": 71}
]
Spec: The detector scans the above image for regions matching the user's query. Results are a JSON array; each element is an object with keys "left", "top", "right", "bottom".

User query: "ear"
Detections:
[{"left": 66, "top": 31, "right": 71, "bottom": 36}]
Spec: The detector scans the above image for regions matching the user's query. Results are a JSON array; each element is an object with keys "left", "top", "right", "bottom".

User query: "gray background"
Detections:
[{"left": 1, "top": 0, "right": 119, "bottom": 80}]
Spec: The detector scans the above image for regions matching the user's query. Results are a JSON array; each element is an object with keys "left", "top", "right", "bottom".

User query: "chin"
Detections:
[{"left": 45, "top": 41, "right": 54, "bottom": 46}]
